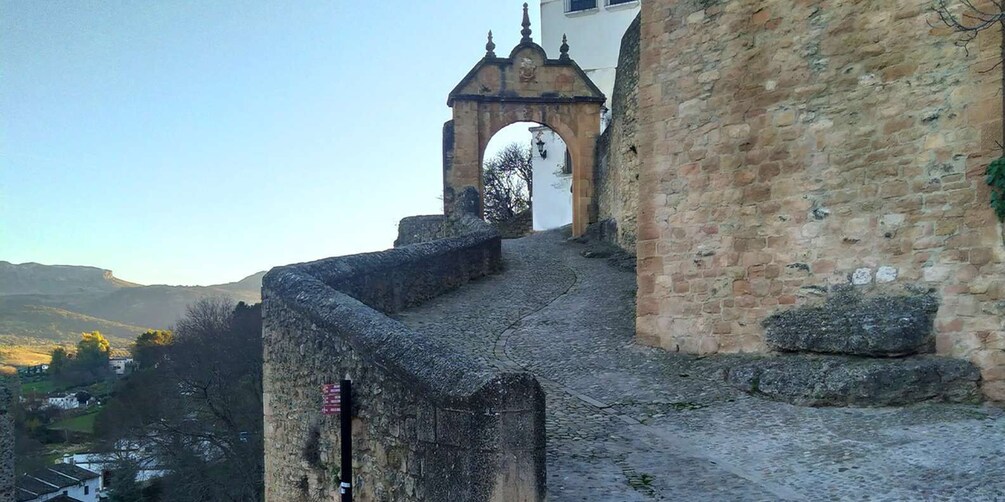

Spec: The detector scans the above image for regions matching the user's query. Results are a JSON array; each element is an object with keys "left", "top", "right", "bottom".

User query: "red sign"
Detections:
[{"left": 322, "top": 383, "right": 342, "bottom": 415}]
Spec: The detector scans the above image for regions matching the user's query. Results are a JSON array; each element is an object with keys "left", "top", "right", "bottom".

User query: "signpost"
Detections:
[
  {"left": 322, "top": 383, "right": 341, "bottom": 415},
  {"left": 323, "top": 380, "right": 353, "bottom": 502}
]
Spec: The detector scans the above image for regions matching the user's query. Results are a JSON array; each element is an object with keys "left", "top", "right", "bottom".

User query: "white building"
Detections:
[
  {"left": 540, "top": 0, "right": 640, "bottom": 110},
  {"left": 529, "top": 0, "right": 640, "bottom": 231},
  {"left": 108, "top": 357, "right": 133, "bottom": 375},
  {"left": 15, "top": 463, "right": 101, "bottom": 502},
  {"left": 17, "top": 364, "right": 48, "bottom": 377},
  {"left": 45, "top": 394, "right": 85, "bottom": 411},
  {"left": 63, "top": 450, "right": 168, "bottom": 485},
  {"left": 529, "top": 126, "right": 574, "bottom": 230}
]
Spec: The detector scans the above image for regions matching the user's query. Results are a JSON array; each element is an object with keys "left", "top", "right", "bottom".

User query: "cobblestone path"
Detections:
[{"left": 395, "top": 229, "right": 1005, "bottom": 501}]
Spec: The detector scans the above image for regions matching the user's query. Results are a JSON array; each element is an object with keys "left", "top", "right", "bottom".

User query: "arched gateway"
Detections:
[{"left": 443, "top": 4, "right": 606, "bottom": 237}]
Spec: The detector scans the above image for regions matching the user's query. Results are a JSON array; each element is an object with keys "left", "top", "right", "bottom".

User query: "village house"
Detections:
[
  {"left": 44, "top": 393, "right": 89, "bottom": 411},
  {"left": 16, "top": 364, "right": 48, "bottom": 378},
  {"left": 15, "top": 463, "right": 101, "bottom": 502},
  {"left": 107, "top": 357, "right": 133, "bottom": 376},
  {"left": 62, "top": 445, "right": 167, "bottom": 487}
]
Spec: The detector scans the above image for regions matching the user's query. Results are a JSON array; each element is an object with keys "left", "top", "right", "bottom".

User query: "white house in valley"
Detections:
[
  {"left": 528, "top": 0, "right": 640, "bottom": 231},
  {"left": 62, "top": 449, "right": 168, "bottom": 486},
  {"left": 108, "top": 357, "right": 133, "bottom": 375},
  {"left": 15, "top": 463, "right": 101, "bottom": 502},
  {"left": 45, "top": 394, "right": 88, "bottom": 411}
]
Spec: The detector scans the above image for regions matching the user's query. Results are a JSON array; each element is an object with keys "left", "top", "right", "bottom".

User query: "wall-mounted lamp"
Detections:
[{"left": 536, "top": 136, "right": 547, "bottom": 159}]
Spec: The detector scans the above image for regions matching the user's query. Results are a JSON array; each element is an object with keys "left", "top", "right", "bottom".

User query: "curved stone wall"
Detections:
[{"left": 263, "top": 215, "right": 545, "bottom": 501}]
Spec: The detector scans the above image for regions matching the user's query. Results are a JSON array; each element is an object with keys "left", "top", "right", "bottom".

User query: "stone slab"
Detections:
[
  {"left": 724, "top": 354, "right": 981, "bottom": 407},
  {"left": 763, "top": 287, "right": 939, "bottom": 357}
]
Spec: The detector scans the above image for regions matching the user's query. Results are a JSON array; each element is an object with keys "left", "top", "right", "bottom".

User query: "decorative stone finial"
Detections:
[
  {"left": 486, "top": 30, "right": 496, "bottom": 57},
  {"left": 521, "top": 3, "right": 532, "bottom": 43},
  {"left": 559, "top": 34, "right": 570, "bottom": 60}
]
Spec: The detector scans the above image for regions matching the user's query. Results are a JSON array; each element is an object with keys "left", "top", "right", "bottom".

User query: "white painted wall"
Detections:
[
  {"left": 539, "top": 0, "right": 640, "bottom": 105},
  {"left": 23, "top": 471, "right": 101, "bottom": 502},
  {"left": 40, "top": 477, "right": 100, "bottom": 501},
  {"left": 530, "top": 0, "right": 639, "bottom": 231},
  {"left": 529, "top": 127, "right": 573, "bottom": 230},
  {"left": 109, "top": 358, "right": 132, "bottom": 375},
  {"left": 45, "top": 395, "right": 81, "bottom": 410},
  {"left": 64, "top": 452, "right": 167, "bottom": 484}
]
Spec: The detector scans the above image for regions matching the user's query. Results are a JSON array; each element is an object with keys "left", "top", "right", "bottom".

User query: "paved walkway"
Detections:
[{"left": 395, "top": 229, "right": 1005, "bottom": 501}]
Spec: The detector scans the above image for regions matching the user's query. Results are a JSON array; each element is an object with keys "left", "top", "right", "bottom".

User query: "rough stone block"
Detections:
[
  {"left": 0, "top": 373, "right": 16, "bottom": 502},
  {"left": 876, "top": 266, "right": 898, "bottom": 283},
  {"left": 763, "top": 287, "right": 939, "bottom": 356},
  {"left": 725, "top": 354, "right": 981, "bottom": 407},
  {"left": 435, "top": 409, "right": 473, "bottom": 448}
]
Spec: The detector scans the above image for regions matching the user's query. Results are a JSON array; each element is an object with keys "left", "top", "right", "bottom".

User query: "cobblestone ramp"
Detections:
[{"left": 395, "top": 229, "right": 1005, "bottom": 501}]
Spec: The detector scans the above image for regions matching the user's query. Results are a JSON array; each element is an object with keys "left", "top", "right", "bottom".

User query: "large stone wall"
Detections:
[
  {"left": 263, "top": 215, "right": 546, "bottom": 501},
  {"left": 636, "top": 0, "right": 1005, "bottom": 399},
  {"left": 594, "top": 13, "right": 641, "bottom": 252},
  {"left": 1, "top": 371, "right": 16, "bottom": 502}
]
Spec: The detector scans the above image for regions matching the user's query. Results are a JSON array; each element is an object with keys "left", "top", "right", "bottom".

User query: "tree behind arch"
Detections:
[{"left": 483, "top": 142, "right": 533, "bottom": 223}]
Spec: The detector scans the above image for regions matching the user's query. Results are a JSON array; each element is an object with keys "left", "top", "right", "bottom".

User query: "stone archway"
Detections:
[{"left": 443, "top": 3, "right": 605, "bottom": 237}]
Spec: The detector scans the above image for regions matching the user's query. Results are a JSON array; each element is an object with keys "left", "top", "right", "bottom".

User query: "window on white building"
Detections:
[
  {"left": 606, "top": 0, "right": 636, "bottom": 5},
  {"left": 566, "top": 0, "right": 597, "bottom": 13}
]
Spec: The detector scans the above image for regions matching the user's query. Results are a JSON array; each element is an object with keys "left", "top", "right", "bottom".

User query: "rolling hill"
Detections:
[{"left": 0, "top": 262, "right": 264, "bottom": 365}]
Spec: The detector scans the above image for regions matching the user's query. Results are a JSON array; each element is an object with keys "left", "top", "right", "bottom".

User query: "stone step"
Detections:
[
  {"left": 724, "top": 354, "right": 981, "bottom": 407},
  {"left": 763, "top": 287, "right": 939, "bottom": 357}
]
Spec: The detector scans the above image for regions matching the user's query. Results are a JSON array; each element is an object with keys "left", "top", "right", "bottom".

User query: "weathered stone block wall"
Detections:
[
  {"left": 637, "top": 0, "right": 1005, "bottom": 399},
  {"left": 263, "top": 216, "right": 546, "bottom": 501},
  {"left": 595, "top": 13, "right": 641, "bottom": 252},
  {"left": 0, "top": 371, "right": 17, "bottom": 502},
  {"left": 395, "top": 214, "right": 470, "bottom": 247}
]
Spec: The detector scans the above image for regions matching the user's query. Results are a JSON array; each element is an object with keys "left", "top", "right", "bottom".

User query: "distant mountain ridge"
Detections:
[
  {"left": 0, "top": 261, "right": 140, "bottom": 295},
  {"left": 0, "top": 262, "right": 265, "bottom": 356}
]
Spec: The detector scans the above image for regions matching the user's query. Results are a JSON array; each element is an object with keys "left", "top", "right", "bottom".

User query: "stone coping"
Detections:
[{"left": 262, "top": 214, "right": 511, "bottom": 404}]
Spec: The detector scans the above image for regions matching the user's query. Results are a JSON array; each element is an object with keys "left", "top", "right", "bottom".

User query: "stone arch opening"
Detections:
[
  {"left": 482, "top": 120, "right": 576, "bottom": 231},
  {"left": 443, "top": 3, "right": 605, "bottom": 237}
]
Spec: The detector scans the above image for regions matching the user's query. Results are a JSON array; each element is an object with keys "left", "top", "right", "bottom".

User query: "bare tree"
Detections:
[
  {"left": 95, "top": 297, "right": 263, "bottom": 502},
  {"left": 933, "top": 0, "right": 1005, "bottom": 145},
  {"left": 483, "top": 142, "right": 533, "bottom": 223},
  {"left": 933, "top": 0, "right": 1005, "bottom": 52}
]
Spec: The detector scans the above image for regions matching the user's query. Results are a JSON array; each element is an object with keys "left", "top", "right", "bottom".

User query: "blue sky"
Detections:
[{"left": 0, "top": 1, "right": 540, "bottom": 286}]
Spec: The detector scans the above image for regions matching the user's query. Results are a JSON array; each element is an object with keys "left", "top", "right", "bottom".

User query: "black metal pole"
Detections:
[{"left": 340, "top": 379, "right": 352, "bottom": 502}]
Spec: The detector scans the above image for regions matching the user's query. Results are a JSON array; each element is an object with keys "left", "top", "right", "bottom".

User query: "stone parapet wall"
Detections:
[
  {"left": 595, "top": 13, "right": 641, "bottom": 253},
  {"left": 0, "top": 372, "right": 17, "bottom": 502},
  {"left": 394, "top": 214, "right": 488, "bottom": 247},
  {"left": 263, "top": 216, "right": 546, "bottom": 501},
  {"left": 636, "top": 0, "right": 1005, "bottom": 399}
]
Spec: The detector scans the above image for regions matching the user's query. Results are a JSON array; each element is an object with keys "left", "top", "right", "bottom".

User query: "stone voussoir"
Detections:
[{"left": 763, "top": 287, "right": 939, "bottom": 357}]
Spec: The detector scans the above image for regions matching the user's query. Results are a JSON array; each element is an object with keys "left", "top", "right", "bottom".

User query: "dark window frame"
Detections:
[{"left": 566, "top": 0, "right": 597, "bottom": 13}]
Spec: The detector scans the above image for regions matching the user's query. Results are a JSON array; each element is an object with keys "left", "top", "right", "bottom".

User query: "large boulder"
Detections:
[
  {"left": 763, "top": 287, "right": 939, "bottom": 357},
  {"left": 725, "top": 354, "right": 981, "bottom": 407}
]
